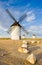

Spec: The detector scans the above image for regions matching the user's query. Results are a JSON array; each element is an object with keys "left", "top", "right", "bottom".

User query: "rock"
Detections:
[
  {"left": 37, "top": 41, "right": 40, "bottom": 44},
  {"left": 18, "top": 47, "right": 29, "bottom": 53},
  {"left": 26, "top": 53, "right": 36, "bottom": 64},
  {"left": 31, "top": 40, "right": 35, "bottom": 43},
  {"left": 18, "top": 40, "right": 30, "bottom": 53},
  {"left": 21, "top": 43, "right": 27, "bottom": 48},
  {"left": 22, "top": 40, "right": 29, "bottom": 49},
  {"left": 23, "top": 40, "right": 27, "bottom": 44}
]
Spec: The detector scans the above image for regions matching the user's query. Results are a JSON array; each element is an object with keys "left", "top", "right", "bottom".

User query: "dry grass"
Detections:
[{"left": 0, "top": 39, "right": 42, "bottom": 65}]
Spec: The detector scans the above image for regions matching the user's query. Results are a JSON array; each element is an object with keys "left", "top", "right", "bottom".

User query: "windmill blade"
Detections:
[
  {"left": 21, "top": 26, "right": 29, "bottom": 34},
  {"left": 10, "top": 23, "right": 15, "bottom": 27},
  {"left": 7, "top": 26, "right": 15, "bottom": 33},
  {"left": 7, "top": 27, "right": 12, "bottom": 33},
  {"left": 18, "top": 13, "right": 27, "bottom": 23},
  {"left": 6, "top": 9, "right": 17, "bottom": 22}
]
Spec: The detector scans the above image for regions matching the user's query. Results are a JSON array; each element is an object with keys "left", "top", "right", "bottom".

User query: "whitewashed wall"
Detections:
[
  {"left": 32, "top": 36, "right": 36, "bottom": 39},
  {"left": 10, "top": 26, "right": 21, "bottom": 40}
]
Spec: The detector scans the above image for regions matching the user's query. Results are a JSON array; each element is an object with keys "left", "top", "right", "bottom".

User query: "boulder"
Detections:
[
  {"left": 18, "top": 47, "right": 29, "bottom": 53},
  {"left": 31, "top": 40, "right": 35, "bottom": 43},
  {"left": 23, "top": 40, "right": 27, "bottom": 44},
  {"left": 26, "top": 53, "right": 36, "bottom": 64},
  {"left": 22, "top": 40, "right": 29, "bottom": 49},
  {"left": 37, "top": 41, "right": 40, "bottom": 44},
  {"left": 21, "top": 43, "right": 27, "bottom": 49}
]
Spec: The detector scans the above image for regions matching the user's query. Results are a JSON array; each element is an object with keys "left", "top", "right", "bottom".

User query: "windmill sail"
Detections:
[
  {"left": 18, "top": 13, "right": 27, "bottom": 23},
  {"left": 21, "top": 26, "right": 29, "bottom": 34},
  {"left": 6, "top": 9, "right": 17, "bottom": 22}
]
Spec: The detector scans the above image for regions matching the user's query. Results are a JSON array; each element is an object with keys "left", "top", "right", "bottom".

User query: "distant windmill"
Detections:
[
  {"left": 32, "top": 34, "right": 36, "bottom": 39},
  {"left": 6, "top": 9, "right": 28, "bottom": 40}
]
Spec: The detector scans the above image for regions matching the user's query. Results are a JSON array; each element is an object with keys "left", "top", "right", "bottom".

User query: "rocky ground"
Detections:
[{"left": 0, "top": 40, "right": 42, "bottom": 65}]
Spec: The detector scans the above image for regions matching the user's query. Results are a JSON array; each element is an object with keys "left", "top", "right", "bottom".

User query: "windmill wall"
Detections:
[{"left": 10, "top": 26, "right": 21, "bottom": 40}]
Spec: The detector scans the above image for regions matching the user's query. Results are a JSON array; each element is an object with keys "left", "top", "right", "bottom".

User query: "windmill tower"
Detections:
[
  {"left": 6, "top": 9, "right": 28, "bottom": 40},
  {"left": 32, "top": 34, "right": 36, "bottom": 39}
]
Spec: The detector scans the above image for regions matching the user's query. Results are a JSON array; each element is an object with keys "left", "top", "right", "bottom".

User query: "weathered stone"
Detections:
[
  {"left": 31, "top": 40, "right": 35, "bottom": 43},
  {"left": 21, "top": 43, "right": 27, "bottom": 48},
  {"left": 37, "top": 41, "right": 40, "bottom": 44},
  {"left": 23, "top": 40, "right": 27, "bottom": 44},
  {"left": 18, "top": 47, "right": 29, "bottom": 53},
  {"left": 26, "top": 53, "right": 36, "bottom": 64},
  {"left": 22, "top": 40, "right": 29, "bottom": 49}
]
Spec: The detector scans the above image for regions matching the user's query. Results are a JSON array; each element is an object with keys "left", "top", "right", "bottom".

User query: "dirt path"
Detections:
[{"left": 0, "top": 40, "right": 42, "bottom": 65}]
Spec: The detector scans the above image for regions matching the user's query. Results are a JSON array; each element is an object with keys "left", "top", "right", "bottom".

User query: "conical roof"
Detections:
[{"left": 10, "top": 22, "right": 21, "bottom": 27}]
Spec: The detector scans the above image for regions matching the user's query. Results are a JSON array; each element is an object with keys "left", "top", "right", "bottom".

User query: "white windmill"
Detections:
[
  {"left": 6, "top": 9, "right": 28, "bottom": 40},
  {"left": 32, "top": 34, "right": 36, "bottom": 39}
]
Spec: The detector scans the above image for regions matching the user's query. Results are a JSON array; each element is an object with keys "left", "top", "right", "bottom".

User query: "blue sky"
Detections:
[{"left": 0, "top": 0, "right": 42, "bottom": 38}]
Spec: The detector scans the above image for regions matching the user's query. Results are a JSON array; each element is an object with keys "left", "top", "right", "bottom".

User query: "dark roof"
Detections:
[{"left": 10, "top": 22, "right": 21, "bottom": 27}]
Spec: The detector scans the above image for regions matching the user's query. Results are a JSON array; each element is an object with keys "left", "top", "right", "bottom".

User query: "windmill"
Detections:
[
  {"left": 6, "top": 9, "right": 28, "bottom": 40},
  {"left": 32, "top": 34, "right": 36, "bottom": 39}
]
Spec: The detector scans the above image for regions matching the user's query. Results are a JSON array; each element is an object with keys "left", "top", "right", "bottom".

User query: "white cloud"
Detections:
[
  {"left": 0, "top": 25, "right": 7, "bottom": 31},
  {"left": 0, "top": 6, "right": 14, "bottom": 28},
  {"left": 27, "top": 11, "right": 33, "bottom": 15},
  {"left": 0, "top": 22, "right": 8, "bottom": 31},
  {"left": 26, "top": 11, "right": 36, "bottom": 22},
  {"left": 26, "top": 14, "right": 35, "bottom": 21},
  {"left": 28, "top": 25, "right": 42, "bottom": 35},
  {"left": 11, "top": 10, "right": 22, "bottom": 20}
]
